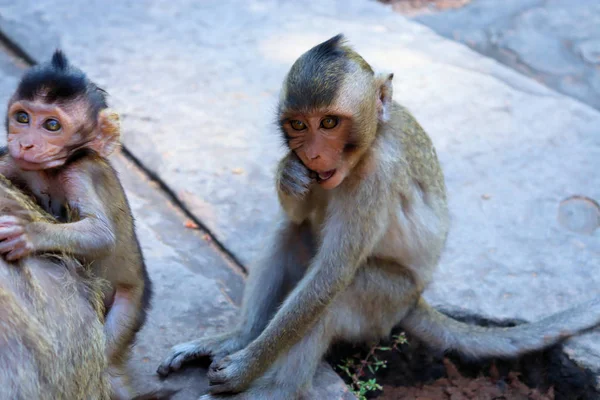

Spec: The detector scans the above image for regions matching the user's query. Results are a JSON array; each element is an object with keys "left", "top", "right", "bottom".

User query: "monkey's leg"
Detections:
[
  {"left": 202, "top": 310, "right": 334, "bottom": 400},
  {"left": 202, "top": 262, "right": 420, "bottom": 399},
  {"left": 238, "top": 220, "right": 314, "bottom": 340},
  {"left": 104, "top": 285, "right": 145, "bottom": 399},
  {"left": 105, "top": 286, "right": 145, "bottom": 360},
  {"left": 157, "top": 220, "right": 314, "bottom": 377}
]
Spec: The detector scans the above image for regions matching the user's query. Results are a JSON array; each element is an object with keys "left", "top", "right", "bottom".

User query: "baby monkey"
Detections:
[
  {"left": 0, "top": 50, "right": 152, "bottom": 399},
  {"left": 159, "top": 35, "right": 600, "bottom": 399}
]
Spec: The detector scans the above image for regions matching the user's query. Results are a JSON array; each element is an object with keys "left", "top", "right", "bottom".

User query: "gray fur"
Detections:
[
  {"left": 403, "top": 297, "right": 600, "bottom": 358},
  {"left": 158, "top": 40, "right": 600, "bottom": 399},
  {"left": 283, "top": 34, "right": 348, "bottom": 112}
]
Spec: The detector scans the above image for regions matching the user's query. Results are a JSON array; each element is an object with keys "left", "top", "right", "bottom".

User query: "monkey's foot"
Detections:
[
  {"left": 157, "top": 333, "right": 246, "bottom": 377},
  {"left": 206, "top": 349, "right": 257, "bottom": 394}
]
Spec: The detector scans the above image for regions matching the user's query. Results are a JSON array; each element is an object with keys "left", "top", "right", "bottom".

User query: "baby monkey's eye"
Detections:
[
  {"left": 43, "top": 119, "right": 61, "bottom": 132},
  {"left": 15, "top": 111, "right": 29, "bottom": 124},
  {"left": 290, "top": 120, "right": 306, "bottom": 131},
  {"left": 320, "top": 116, "right": 338, "bottom": 129}
]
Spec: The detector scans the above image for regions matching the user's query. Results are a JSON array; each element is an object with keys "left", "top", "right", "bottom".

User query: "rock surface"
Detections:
[
  {"left": 410, "top": 0, "right": 600, "bottom": 111},
  {"left": 0, "top": 0, "right": 598, "bottom": 393}
]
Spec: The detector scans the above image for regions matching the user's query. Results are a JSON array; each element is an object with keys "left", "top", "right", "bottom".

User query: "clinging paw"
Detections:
[{"left": 0, "top": 216, "right": 33, "bottom": 261}]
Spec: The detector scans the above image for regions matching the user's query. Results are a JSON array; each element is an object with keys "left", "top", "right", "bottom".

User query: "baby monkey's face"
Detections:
[{"left": 7, "top": 99, "right": 85, "bottom": 170}]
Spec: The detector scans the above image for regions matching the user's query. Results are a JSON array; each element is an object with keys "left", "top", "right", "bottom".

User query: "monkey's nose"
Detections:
[{"left": 20, "top": 143, "right": 34, "bottom": 150}]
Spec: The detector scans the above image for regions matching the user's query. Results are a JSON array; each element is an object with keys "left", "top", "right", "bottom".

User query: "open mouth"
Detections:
[{"left": 316, "top": 169, "right": 336, "bottom": 183}]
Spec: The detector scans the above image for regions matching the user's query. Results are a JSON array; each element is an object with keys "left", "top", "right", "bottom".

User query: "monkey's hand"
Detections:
[
  {"left": 207, "top": 348, "right": 260, "bottom": 394},
  {"left": 0, "top": 216, "right": 34, "bottom": 261},
  {"left": 157, "top": 332, "right": 247, "bottom": 377},
  {"left": 277, "top": 152, "right": 314, "bottom": 199}
]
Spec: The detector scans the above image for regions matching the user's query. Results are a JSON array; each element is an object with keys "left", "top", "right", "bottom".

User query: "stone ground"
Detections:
[
  {"left": 0, "top": 0, "right": 598, "bottom": 398},
  {"left": 402, "top": 0, "right": 600, "bottom": 111}
]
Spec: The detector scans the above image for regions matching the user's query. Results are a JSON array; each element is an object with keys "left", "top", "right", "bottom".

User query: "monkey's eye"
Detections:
[
  {"left": 43, "top": 119, "right": 61, "bottom": 132},
  {"left": 15, "top": 111, "right": 29, "bottom": 124},
  {"left": 320, "top": 116, "right": 338, "bottom": 129},
  {"left": 290, "top": 120, "right": 306, "bottom": 131}
]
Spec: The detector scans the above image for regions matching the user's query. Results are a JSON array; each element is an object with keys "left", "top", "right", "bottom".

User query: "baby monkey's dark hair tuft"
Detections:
[
  {"left": 14, "top": 49, "right": 108, "bottom": 117},
  {"left": 50, "top": 50, "right": 69, "bottom": 71}
]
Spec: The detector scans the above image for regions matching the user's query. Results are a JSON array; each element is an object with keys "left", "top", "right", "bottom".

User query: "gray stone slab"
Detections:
[
  {"left": 1, "top": 0, "right": 599, "bottom": 381},
  {"left": 413, "top": 0, "right": 600, "bottom": 110}
]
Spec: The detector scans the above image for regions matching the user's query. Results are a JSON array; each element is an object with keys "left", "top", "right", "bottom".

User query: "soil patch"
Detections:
[{"left": 327, "top": 312, "right": 598, "bottom": 400}]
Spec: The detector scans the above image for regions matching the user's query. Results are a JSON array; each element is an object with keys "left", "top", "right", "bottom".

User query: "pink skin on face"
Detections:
[
  {"left": 7, "top": 100, "right": 82, "bottom": 171},
  {"left": 284, "top": 112, "right": 353, "bottom": 190}
]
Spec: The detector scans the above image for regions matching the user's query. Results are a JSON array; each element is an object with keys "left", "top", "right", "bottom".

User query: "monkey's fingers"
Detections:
[
  {"left": 0, "top": 215, "right": 22, "bottom": 227},
  {"left": 0, "top": 235, "right": 26, "bottom": 253},
  {"left": 207, "top": 360, "right": 229, "bottom": 382},
  {"left": 0, "top": 225, "right": 24, "bottom": 241},
  {"left": 206, "top": 359, "right": 246, "bottom": 394},
  {"left": 156, "top": 354, "right": 185, "bottom": 377},
  {"left": 207, "top": 373, "right": 241, "bottom": 395},
  {"left": 6, "top": 247, "right": 30, "bottom": 261},
  {"left": 156, "top": 341, "right": 211, "bottom": 377}
]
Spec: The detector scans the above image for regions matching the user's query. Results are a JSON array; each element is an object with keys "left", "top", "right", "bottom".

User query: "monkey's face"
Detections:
[
  {"left": 7, "top": 100, "right": 86, "bottom": 170},
  {"left": 282, "top": 111, "right": 356, "bottom": 190}
]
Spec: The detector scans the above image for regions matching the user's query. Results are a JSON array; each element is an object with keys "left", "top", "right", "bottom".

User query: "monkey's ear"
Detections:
[
  {"left": 90, "top": 109, "right": 121, "bottom": 157},
  {"left": 375, "top": 73, "right": 394, "bottom": 123}
]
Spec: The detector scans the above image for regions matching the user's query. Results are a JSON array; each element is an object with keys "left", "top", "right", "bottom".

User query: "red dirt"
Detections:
[{"left": 378, "top": 358, "right": 554, "bottom": 400}]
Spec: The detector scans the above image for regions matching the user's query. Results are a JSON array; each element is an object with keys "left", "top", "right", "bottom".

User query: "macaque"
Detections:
[
  {"left": 0, "top": 50, "right": 152, "bottom": 399},
  {"left": 0, "top": 174, "right": 111, "bottom": 400},
  {"left": 158, "top": 35, "right": 600, "bottom": 399}
]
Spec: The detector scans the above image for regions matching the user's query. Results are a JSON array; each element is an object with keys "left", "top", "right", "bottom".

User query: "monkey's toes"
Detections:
[
  {"left": 156, "top": 353, "right": 185, "bottom": 377},
  {"left": 157, "top": 341, "right": 214, "bottom": 377},
  {"left": 208, "top": 358, "right": 229, "bottom": 377},
  {"left": 156, "top": 361, "right": 173, "bottom": 377}
]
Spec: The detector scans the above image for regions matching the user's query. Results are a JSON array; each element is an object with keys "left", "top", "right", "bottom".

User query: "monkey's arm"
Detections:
[
  {"left": 275, "top": 152, "right": 314, "bottom": 224},
  {"left": 209, "top": 175, "right": 389, "bottom": 389},
  {"left": 28, "top": 215, "right": 115, "bottom": 259},
  {"left": 0, "top": 167, "right": 115, "bottom": 260},
  {"left": 34, "top": 169, "right": 115, "bottom": 258}
]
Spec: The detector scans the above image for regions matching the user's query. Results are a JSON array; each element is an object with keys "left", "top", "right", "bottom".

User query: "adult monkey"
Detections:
[
  {"left": 0, "top": 50, "right": 152, "bottom": 399},
  {"left": 158, "top": 34, "right": 600, "bottom": 398},
  {"left": 0, "top": 177, "right": 171, "bottom": 400},
  {"left": 0, "top": 175, "right": 111, "bottom": 400}
]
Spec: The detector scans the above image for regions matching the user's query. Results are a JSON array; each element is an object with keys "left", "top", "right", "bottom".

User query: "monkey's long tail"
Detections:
[{"left": 400, "top": 296, "right": 600, "bottom": 359}]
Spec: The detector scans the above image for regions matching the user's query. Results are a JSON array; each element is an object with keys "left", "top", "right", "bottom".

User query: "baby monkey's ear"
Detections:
[{"left": 90, "top": 109, "right": 121, "bottom": 157}]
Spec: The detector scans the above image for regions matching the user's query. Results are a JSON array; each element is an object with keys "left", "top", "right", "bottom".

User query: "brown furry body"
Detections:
[{"left": 0, "top": 175, "right": 110, "bottom": 400}]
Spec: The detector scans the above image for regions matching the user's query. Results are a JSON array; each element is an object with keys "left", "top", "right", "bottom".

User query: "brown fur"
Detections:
[
  {"left": 0, "top": 174, "right": 111, "bottom": 400},
  {"left": 1, "top": 51, "right": 152, "bottom": 399}
]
